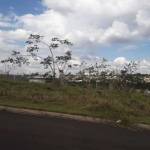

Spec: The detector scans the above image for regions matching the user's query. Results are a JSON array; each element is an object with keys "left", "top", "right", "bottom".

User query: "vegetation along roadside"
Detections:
[{"left": 0, "top": 78, "right": 150, "bottom": 128}]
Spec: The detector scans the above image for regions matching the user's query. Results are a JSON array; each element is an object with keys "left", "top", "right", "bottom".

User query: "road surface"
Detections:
[{"left": 0, "top": 111, "right": 150, "bottom": 150}]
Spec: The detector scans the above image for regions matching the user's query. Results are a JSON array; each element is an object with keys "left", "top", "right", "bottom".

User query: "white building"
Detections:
[{"left": 28, "top": 76, "right": 46, "bottom": 83}]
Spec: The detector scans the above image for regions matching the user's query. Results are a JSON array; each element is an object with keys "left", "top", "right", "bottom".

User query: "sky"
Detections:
[{"left": 0, "top": 0, "right": 150, "bottom": 75}]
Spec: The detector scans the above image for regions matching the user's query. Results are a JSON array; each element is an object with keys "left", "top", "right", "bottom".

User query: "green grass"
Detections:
[{"left": 0, "top": 78, "right": 150, "bottom": 126}]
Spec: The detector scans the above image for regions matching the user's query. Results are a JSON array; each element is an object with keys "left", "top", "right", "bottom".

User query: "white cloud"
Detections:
[
  {"left": 18, "top": 11, "right": 66, "bottom": 38},
  {"left": 113, "top": 57, "right": 150, "bottom": 74},
  {"left": 1, "top": 0, "right": 150, "bottom": 74},
  {"left": 0, "top": 41, "right": 25, "bottom": 57},
  {"left": 136, "top": 10, "right": 150, "bottom": 38},
  {"left": 2, "top": 0, "right": 150, "bottom": 46},
  {"left": 42, "top": 0, "right": 74, "bottom": 14},
  {"left": 140, "top": 66, "right": 147, "bottom": 69},
  {"left": 118, "top": 45, "right": 137, "bottom": 52},
  {"left": 99, "top": 21, "right": 133, "bottom": 44},
  {"left": 14, "top": 0, "right": 150, "bottom": 47},
  {"left": 136, "top": 10, "right": 150, "bottom": 28},
  {"left": 0, "top": 22, "right": 16, "bottom": 28},
  {"left": 114, "top": 57, "right": 129, "bottom": 65},
  {"left": 0, "top": 13, "right": 12, "bottom": 22},
  {"left": 0, "top": 29, "right": 33, "bottom": 42}
]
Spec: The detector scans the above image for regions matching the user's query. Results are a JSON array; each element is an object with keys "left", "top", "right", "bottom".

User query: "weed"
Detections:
[
  {"left": 0, "top": 79, "right": 150, "bottom": 125},
  {"left": 120, "top": 116, "right": 132, "bottom": 126}
]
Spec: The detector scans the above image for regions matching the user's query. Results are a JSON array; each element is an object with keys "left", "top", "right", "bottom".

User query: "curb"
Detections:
[
  {"left": 137, "top": 124, "right": 150, "bottom": 130},
  {"left": 0, "top": 106, "right": 150, "bottom": 130},
  {"left": 0, "top": 106, "right": 113, "bottom": 124}
]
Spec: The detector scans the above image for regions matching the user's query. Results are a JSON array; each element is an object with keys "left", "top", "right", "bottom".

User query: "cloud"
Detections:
[
  {"left": 117, "top": 45, "right": 137, "bottom": 52},
  {"left": 113, "top": 57, "right": 150, "bottom": 74},
  {"left": 140, "top": 66, "right": 147, "bottom": 69},
  {"left": 136, "top": 10, "right": 150, "bottom": 28},
  {"left": 99, "top": 21, "right": 133, "bottom": 44},
  {"left": 2, "top": 0, "right": 150, "bottom": 46},
  {"left": 0, "top": 29, "right": 33, "bottom": 42},
  {"left": 16, "top": 0, "right": 150, "bottom": 45},
  {"left": 18, "top": 11, "right": 66, "bottom": 38},
  {"left": 1, "top": 0, "right": 150, "bottom": 74},
  {"left": 0, "top": 41, "right": 25, "bottom": 59},
  {"left": 0, "top": 22, "right": 15, "bottom": 27},
  {"left": 136, "top": 10, "right": 150, "bottom": 38},
  {"left": 114, "top": 57, "right": 129, "bottom": 64},
  {"left": 42, "top": 0, "right": 74, "bottom": 15},
  {"left": 79, "top": 55, "right": 93, "bottom": 61},
  {"left": 0, "top": 13, "right": 12, "bottom": 22}
]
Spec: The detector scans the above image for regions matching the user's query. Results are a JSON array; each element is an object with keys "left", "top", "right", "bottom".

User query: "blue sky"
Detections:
[
  {"left": 0, "top": 0, "right": 43, "bottom": 16},
  {"left": 0, "top": 0, "right": 150, "bottom": 74}
]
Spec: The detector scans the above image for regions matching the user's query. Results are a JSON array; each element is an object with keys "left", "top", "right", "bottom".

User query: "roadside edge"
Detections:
[{"left": 0, "top": 105, "right": 150, "bottom": 130}]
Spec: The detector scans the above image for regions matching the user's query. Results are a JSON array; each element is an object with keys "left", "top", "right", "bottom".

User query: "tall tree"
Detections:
[
  {"left": 118, "top": 61, "right": 140, "bottom": 91},
  {"left": 1, "top": 34, "right": 73, "bottom": 80}
]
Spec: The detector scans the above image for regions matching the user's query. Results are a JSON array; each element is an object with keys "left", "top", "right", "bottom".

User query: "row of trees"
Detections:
[
  {"left": 1, "top": 34, "right": 147, "bottom": 89},
  {"left": 74, "top": 60, "right": 144, "bottom": 90}
]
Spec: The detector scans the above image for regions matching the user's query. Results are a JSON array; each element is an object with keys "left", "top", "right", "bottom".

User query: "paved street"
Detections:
[{"left": 0, "top": 111, "right": 150, "bottom": 150}]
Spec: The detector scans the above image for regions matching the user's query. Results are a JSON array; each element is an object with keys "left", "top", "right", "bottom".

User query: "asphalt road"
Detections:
[{"left": 0, "top": 111, "right": 150, "bottom": 150}]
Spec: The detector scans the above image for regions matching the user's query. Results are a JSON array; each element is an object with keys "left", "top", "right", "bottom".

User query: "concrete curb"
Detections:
[
  {"left": 0, "top": 106, "right": 113, "bottom": 124},
  {"left": 137, "top": 124, "right": 150, "bottom": 130},
  {"left": 0, "top": 106, "right": 150, "bottom": 130}
]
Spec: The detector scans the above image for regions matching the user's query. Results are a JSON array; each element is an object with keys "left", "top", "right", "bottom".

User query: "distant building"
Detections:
[
  {"left": 144, "top": 77, "right": 150, "bottom": 83},
  {"left": 28, "top": 76, "right": 46, "bottom": 83}
]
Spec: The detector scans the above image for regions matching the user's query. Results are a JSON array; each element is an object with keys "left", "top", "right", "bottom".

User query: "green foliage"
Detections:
[
  {"left": 0, "top": 79, "right": 150, "bottom": 126},
  {"left": 1, "top": 34, "right": 73, "bottom": 78},
  {"left": 120, "top": 116, "right": 132, "bottom": 126}
]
